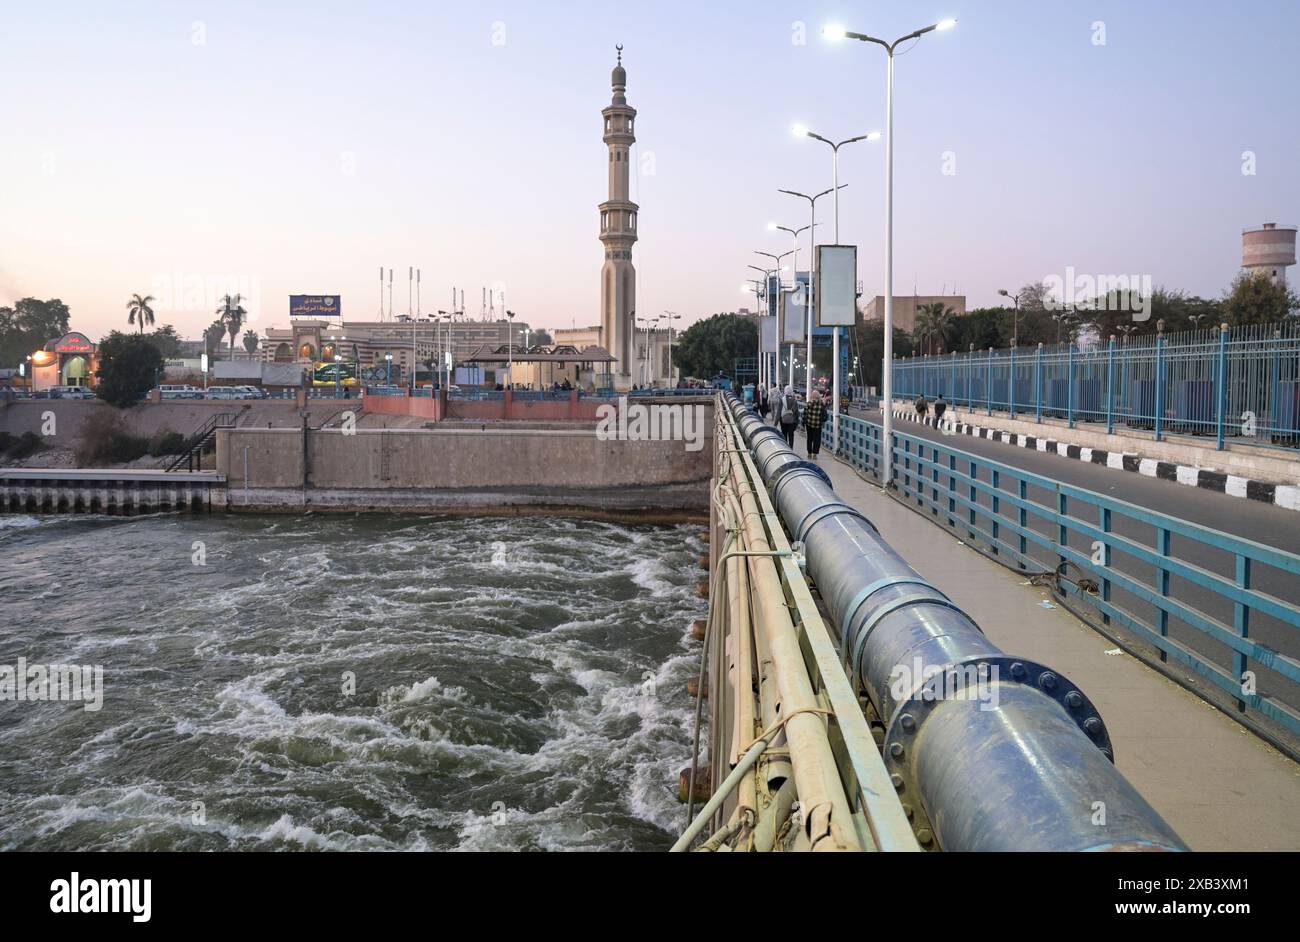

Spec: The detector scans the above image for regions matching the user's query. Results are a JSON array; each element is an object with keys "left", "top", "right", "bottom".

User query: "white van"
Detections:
[
  {"left": 157, "top": 384, "right": 203, "bottom": 400},
  {"left": 49, "top": 385, "right": 95, "bottom": 400}
]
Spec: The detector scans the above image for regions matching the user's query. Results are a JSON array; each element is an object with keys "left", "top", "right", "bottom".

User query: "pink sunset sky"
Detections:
[{"left": 1, "top": 0, "right": 1296, "bottom": 341}]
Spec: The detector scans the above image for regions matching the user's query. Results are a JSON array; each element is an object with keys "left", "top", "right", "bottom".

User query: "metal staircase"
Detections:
[{"left": 163, "top": 408, "right": 248, "bottom": 472}]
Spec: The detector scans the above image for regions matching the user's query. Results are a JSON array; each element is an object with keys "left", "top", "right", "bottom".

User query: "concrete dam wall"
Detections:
[{"left": 214, "top": 417, "right": 713, "bottom": 521}]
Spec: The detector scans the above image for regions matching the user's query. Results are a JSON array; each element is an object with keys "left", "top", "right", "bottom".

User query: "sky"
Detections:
[{"left": 1, "top": 0, "right": 1296, "bottom": 341}]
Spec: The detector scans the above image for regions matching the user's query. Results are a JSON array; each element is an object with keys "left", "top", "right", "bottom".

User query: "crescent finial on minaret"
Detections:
[{"left": 616, "top": 44, "right": 623, "bottom": 64}]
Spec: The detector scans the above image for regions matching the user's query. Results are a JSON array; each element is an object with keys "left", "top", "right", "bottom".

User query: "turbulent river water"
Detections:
[{"left": 0, "top": 513, "right": 707, "bottom": 851}]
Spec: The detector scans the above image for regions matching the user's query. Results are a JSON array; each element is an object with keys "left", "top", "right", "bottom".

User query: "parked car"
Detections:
[
  {"left": 235, "top": 385, "right": 268, "bottom": 399},
  {"left": 156, "top": 384, "right": 204, "bottom": 400},
  {"left": 48, "top": 385, "right": 96, "bottom": 400}
]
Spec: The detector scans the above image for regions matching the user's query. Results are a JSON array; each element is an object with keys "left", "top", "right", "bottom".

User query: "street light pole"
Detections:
[
  {"left": 999, "top": 288, "right": 1023, "bottom": 347},
  {"left": 663, "top": 312, "right": 681, "bottom": 387},
  {"left": 823, "top": 16, "right": 957, "bottom": 487},
  {"left": 755, "top": 251, "right": 792, "bottom": 392},
  {"left": 793, "top": 126, "right": 880, "bottom": 450},
  {"left": 780, "top": 186, "right": 841, "bottom": 403},
  {"left": 506, "top": 310, "right": 515, "bottom": 389},
  {"left": 770, "top": 224, "right": 812, "bottom": 390}
]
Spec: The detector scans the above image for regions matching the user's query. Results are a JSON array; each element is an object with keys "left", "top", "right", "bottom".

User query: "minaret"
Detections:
[{"left": 599, "top": 45, "right": 638, "bottom": 390}]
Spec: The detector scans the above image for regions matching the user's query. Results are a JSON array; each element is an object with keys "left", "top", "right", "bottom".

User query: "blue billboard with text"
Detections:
[{"left": 290, "top": 295, "right": 341, "bottom": 318}]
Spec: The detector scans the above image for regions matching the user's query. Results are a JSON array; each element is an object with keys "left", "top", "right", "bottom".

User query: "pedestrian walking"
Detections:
[
  {"left": 914, "top": 392, "right": 928, "bottom": 422},
  {"left": 933, "top": 394, "right": 948, "bottom": 427},
  {"left": 779, "top": 384, "right": 798, "bottom": 447},
  {"left": 803, "top": 389, "right": 826, "bottom": 458}
]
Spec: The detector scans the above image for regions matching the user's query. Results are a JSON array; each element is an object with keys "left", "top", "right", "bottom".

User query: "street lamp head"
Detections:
[
  {"left": 766, "top": 221, "right": 778, "bottom": 231},
  {"left": 936, "top": 18, "right": 957, "bottom": 31},
  {"left": 822, "top": 24, "right": 848, "bottom": 41},
  {"left": 791, "top": 123, "right": 809, "bottom": 138},
  {"left": 866, "top": 131, "right": 882, "bottom": 142}
]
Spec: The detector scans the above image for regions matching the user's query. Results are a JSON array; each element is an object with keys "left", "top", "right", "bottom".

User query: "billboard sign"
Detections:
[
  {"left": 290, "top": 295, "right": 341, "bottom": 318},
  {"left": 759, "top": 315, "right": 777, "bottom": 349},
  {"left": 816, "top": 245, "right": 857, "bottom": 326},
  {"left": 782, "top": 284, "right": 807, "bottom": 343}
]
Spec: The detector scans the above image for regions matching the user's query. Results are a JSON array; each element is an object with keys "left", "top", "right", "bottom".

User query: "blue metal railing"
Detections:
[
  {"left": 836, "top": 412, "right": 1300, "bottom": 739},
  {"left": 893, "top": 322, "right": 1300, "bottom": 452}
]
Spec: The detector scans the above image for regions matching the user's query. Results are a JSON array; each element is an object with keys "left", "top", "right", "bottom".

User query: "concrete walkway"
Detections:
[{"left": 798, "top": 430, "right": 1300, "bottom": 851}]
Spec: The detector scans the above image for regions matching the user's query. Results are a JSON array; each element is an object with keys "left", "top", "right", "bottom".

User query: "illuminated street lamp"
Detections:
[
  {"left": 823, "top": 15, "right": 957, "bottom": 487},
  {"left": 793, "top": 124, "right": 880, "bottom": 447},
  {"left": 779, "top": 187, "right": 841, "bottom": 402},
  {"left": 755, "top": 251, "right": 792, "bottom": 388}
]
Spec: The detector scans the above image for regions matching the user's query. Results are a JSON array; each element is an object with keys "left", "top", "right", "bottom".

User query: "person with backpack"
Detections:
[{"left": 779, "top": 385, "right": 798, "bottom": 447}]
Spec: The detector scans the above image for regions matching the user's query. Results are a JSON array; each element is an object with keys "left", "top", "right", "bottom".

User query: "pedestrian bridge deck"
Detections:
[{"left": 799, "top": 429, "right": 1300, "bottom": 851}]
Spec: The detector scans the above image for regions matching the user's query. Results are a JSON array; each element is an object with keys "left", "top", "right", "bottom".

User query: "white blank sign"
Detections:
[
  {"left": 781, "top": 288, "right": 804, "bottom": 343},
  {"left": 816, "top": 245, "right": 857, "bottom": 327}
]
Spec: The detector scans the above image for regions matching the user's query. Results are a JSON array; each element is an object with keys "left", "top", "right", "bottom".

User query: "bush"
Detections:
[
  {"left": 0, "top": 431, "right": 13, "bottom": 453},
  {"left": 75, "top": 414, "right": 150, "bottom": 466},
  {"left": 148, "top": 429, "right": 187, "bottom": 456},
  {"left": 4, "top": 431, "right": 45, "bottom": 460}
]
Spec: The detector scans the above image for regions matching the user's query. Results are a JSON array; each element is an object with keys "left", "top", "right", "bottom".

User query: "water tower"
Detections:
[{"left": 1242, "top": 222, "right": 1297, "bottom": 287}]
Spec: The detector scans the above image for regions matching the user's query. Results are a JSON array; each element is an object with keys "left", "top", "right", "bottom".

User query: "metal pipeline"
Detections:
[{"left": 723, "top": 395, "right": 1187, "bottom": 852}]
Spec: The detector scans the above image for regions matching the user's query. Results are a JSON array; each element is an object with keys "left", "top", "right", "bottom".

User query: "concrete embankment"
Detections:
[
  {"left": 0, "top": 400, "right": 356, "bottom": 469},
  {"left": 215, "top": 422, "right": 713, "bottom": 522}
]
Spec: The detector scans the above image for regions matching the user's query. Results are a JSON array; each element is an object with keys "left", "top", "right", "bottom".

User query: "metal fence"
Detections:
[
  {"left": 892, "top": 322, "right": 1300, "bottom": 452},
  {"left": 835, "top": 412, "right": 1300, "bottom": 743}
]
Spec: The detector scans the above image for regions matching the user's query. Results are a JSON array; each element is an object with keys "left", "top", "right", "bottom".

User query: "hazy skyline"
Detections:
[{"left": 1, "top": 0, "right": 1296, "bottom": 341}]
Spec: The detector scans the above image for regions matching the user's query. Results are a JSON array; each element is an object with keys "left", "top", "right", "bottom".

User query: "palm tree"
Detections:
[
  {"left": 204, "top": 319, "right": 227, "bottom": 361},
  {"left": 126, "top": 294, "right": 156, "bottom": 335},
  {"left": 216, "top": 294, "right": 247, "bottom": 358},
  {"left": 914, "top": 303, "right": 955, "bottom": 356},
  {"left": 242, "top": 329, "right": 260, "bottom": 354}
]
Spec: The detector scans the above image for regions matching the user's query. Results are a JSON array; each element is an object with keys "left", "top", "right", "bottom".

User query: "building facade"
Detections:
[
  {"left": 862, "top": 295, "right": 967, "bottom": 336},
  {"left": 555, "top": 324, "right": 677, "bottom": 387},
  {"left": 599, "top": 47, "right": 638, "bottom": 390},
  {"left": 257, "top": 317, "right": 531, "bottom": 384}
]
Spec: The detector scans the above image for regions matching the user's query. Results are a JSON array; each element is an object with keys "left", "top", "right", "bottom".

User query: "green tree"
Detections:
[
  {"left": 1222, "top": 270, "right": 1297, "bottom": 327},
  {"left": 216, "top": 293, "right": 247, "bottom": 358},
  {"left": 144, "top": 324, "right": 183, "bottom": 358},
  {"left": 949, "top": 307, "right": 1010, "bottom": 352},
  {"left": 0, "top": 298, "right": 71, "bottom": 367},
  {"left": 203, "top": 319, "right": 227, "bottom": 360},
  {"left": 94, "top": 331, "right": 164, "bottom": 408},
  {"left": 126, "top": 293, "right": 156, "bottom": 335},
  {"left": 672, "top": 313, "right": 757, "bottom": 381},
  {"left": 242, "top": 329, "right": 260, "bottom": 354}
]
